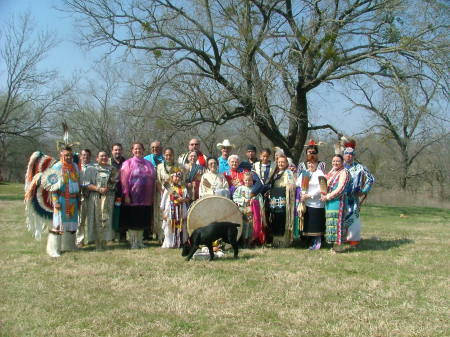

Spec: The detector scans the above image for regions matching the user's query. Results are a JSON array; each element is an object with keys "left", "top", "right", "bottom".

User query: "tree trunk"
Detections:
[
  {"left": 399, "top": 151, "right": 409, "bottom": 190},
  {"left": 290, "top": 88, "right": 309, "bottom": 163},
  {"left": 253, "top": 88, "right": 309, "bottom": 164}
]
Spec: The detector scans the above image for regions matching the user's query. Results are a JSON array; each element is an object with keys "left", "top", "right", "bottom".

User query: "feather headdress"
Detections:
[
  {"left": 56, "top": 121, "right": 80, "bottom": 151},
  {"left": 334, "top": 136, "right": 356, "bottom": 154},
  {"left": 304, "top": 139, "right": 325, "bottom": 147}
]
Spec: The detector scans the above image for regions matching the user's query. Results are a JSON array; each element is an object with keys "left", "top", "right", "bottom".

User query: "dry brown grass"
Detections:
[{"left": 369, "top": 187, "right": 450, "bottom": 209}]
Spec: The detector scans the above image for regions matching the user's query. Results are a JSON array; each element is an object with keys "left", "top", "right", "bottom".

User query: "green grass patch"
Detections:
[
  {"left": 0, "top": 198, "right": 449, "bottom": 336},
  {"left": 0, "top": 182, "right": 24, "bottom": 200}
]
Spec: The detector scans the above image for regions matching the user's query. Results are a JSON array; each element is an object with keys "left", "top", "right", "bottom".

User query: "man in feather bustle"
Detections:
[
  {"left": 342, "top": 139, "right": 375, "bottom": 247},
  {"left": 24, "top": 123, "right": 81, "bottom": 257},
  {"left": 47, "top": 146, "right": 80, "bottom": 257}
]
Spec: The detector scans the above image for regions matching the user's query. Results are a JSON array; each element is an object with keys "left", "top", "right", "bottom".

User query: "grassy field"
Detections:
[{"left": 0, "top": 183, "right": 449, "bottom": 337}]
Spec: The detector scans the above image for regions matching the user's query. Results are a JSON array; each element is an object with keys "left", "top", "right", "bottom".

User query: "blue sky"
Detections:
[
  {"left": 0, "top": 0, "right": 100, "bottom": 78},
  {"left": 0, "top": 0, "right": 368, "bottom": 135}
]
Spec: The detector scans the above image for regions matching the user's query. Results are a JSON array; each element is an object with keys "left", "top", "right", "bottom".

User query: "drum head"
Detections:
[{"left": 187, "top": 196, "right": 243, "bottom": 239}]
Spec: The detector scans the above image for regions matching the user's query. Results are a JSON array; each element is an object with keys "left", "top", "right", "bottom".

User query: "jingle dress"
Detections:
[{"left": 324, "top": 167, "right": 350, "bottom": 245}]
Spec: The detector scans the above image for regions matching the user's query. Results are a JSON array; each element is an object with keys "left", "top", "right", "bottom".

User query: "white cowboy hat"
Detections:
[{"left": 216, "top": 139, "right": 235, "bottom": 149}]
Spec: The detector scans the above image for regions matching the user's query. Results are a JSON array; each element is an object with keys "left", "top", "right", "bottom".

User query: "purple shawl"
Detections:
[{"left": 120, "top": 156, "right": 156, "bottom": 206}]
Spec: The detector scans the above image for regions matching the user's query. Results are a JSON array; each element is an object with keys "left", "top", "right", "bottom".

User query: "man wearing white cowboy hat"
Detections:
[{"left": 217, "top": 139, "right": 234, "bottom": 173}]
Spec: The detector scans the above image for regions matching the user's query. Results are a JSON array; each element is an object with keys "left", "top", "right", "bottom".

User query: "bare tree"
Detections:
[
  {"left": 0, "top": 12, "right": 70, "bottom": 137},
  {"left": 61, "top": 58, "right": 171, "bottom": 153},
  {"left": 0, "top": 13, "right": 77, "bottom": 181},
  {"left": 345, "top": 62, "right": 449, "bottom": 189},
  {"left": 63, "top": 0, "right": 449, "bottom": 161}
]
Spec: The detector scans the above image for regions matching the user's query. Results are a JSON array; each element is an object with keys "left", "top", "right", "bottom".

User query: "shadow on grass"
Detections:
[
  {"left": 349, "top": 237, "right": 414, "bottom": 252},
  {"left": 291, "top": 239, "right": 309, "bottom": 249},
  {"left": 78, "top": 241, "right": 164, "bottom": 251},
  {"left": 224, "top": 253, "right": 257, "bottom": 261},
  {"left": 290, "top": 236, "right": 413, "bottom": 252},
  {"left": 193, "top": 255, "right": 257, "bottom": 262}
]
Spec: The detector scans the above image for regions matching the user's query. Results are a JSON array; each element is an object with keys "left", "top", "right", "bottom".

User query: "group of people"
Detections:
[{"left": 44, "top": 137, "right": 375, "bottom": 257}]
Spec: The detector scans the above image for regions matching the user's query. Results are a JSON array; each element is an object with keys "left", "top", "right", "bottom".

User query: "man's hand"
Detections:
[{"left": 99, "top": 187, "right": 108, "bottom": 195}]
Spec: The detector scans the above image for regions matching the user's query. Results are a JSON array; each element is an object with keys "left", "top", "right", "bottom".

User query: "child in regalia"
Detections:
[
  {"left": 161, "top": 170, "right": 190, "bottom": 248},
  {"left": 233, "top": 172, "right": 265, "bottom": 247}
]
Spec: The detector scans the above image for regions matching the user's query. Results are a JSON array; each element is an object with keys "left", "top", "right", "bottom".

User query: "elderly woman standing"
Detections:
[
  {"left": 183, "top": 151, "right": 204, "bottom": 201},
  {"left": 120, "top": 143, "right": 156, "bottom": 249},
  {"left": 199, "top": 157, "right": 229, "bottom": 198},
  {"left": 83, "top": 151, "right": 119, "bottom": 250},
  {"left": 268, "top": 155, "right": 296, "bottom": 247},
  {"left": 321, "top": 154, "right": 350, "bottom": 252}
]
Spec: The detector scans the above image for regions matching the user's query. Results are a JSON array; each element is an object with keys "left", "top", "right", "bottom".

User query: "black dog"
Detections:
[{"left": 182, "top": 222, "right": 240, "bottom": 261}]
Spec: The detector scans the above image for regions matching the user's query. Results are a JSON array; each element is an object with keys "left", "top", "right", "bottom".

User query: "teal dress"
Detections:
[{"left": 324, "top": 168, "right": 349, "bottom": 245}]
